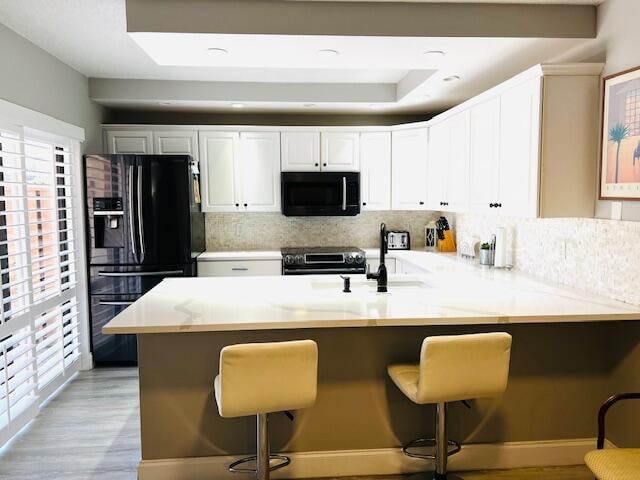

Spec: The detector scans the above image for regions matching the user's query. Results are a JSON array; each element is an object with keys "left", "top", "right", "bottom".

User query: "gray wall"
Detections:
[{"left": 0, "top": 22, "right": 104, "bottom": 152}]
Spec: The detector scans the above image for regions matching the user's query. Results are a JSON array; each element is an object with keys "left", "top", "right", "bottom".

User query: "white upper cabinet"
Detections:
[
  {"left": 153, "top": 130, "right": 199, "bottom": 160},
  {"left": 199, "top": 132, "right": 241, "bottom": 212},
  {"left": 281, "top": 131, "right": 320, "bottom": 171},
  {"left": 360, "top": 132, "right": 391, "bottom": 211},
  {"left": 426, "top": 111, "right": 470, "bottom": 212},
  {"left": 468, "top": 97, "right": 501, "bottom": 214},
  {"left": 426, "top": 121, "right": 448, "bottom": 211},
  {"left": 391, "top": 128, "right": 428, "bottom": 211},
  {"left": 321, "top": 132, "right": 360, "bottom": 171},
  {"left": 199, "top": 131, "right": 281, "bottom": 213},
  {"left": 105, "top": 130, "right": 153, "bottom": 154},
  {"left": 239, "top": 132, "right": 281, "bottom": 212},
  {"left": 497, "top": 77, "right": 542, "bottom": 218}
]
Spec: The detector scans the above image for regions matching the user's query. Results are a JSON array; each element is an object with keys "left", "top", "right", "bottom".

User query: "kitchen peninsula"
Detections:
[{"left": 104, "top": 251, "right": 640, "bottom": 479}]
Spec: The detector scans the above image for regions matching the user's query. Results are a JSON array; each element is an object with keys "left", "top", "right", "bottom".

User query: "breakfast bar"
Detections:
[{"left": 103, "top": 252, "right": 640, "bottom": 479}]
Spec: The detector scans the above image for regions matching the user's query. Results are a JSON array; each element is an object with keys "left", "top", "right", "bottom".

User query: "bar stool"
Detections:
[
  {"left": 214, "top": 340, "right": 318, "bottom": 480},
  {"left": 388, "top": 332, "right": 512, "bottom": 480}
]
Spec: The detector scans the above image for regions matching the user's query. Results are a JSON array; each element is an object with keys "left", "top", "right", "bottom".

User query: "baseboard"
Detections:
[{"left": 138, "top": 437, "right": 599, "bottom": 480}]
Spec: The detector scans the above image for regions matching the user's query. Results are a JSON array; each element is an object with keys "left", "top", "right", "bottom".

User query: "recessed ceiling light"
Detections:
[
  {"left": 423, "top": 50, "right": 446, "bottom": 58},
  {"left": 303, "top": 103, "right": 316, "bottom": 108},
  {"left": 231, "top": 103, "right": 245, "bottom": 109},
  {"left": 207, "top": 47, "right": 228, "bottom": 55},
  {"left": 443, "top": 75, "right": 461, "bottom": 82},
  {"left": 317, "top": 49, "right": 340, "bottom": 57}
]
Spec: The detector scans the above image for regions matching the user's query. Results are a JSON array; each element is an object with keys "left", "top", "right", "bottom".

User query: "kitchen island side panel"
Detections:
[{"left": 137, "top": 322, "right": 616, "bottom": 460}]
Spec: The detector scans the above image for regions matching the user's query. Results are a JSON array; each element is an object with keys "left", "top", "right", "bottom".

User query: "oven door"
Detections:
[{"left": 281, "top": 172, "right": 360, "bottom": 216}]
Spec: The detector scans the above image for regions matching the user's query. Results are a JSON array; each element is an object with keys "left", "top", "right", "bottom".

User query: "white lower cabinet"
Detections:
[
  {"left": 198, "top": 259, "right": 281, "bottom": 277},
  {"left": 360, "top": 132, "right": 391, "bottom": 211},
  {"left": 391, "top": 128, "right": 429, "bottom": 210}
]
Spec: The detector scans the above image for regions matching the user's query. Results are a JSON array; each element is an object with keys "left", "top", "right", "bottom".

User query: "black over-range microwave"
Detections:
[{"left": 281, "top": 172, "right": 360, "bottom": 216}]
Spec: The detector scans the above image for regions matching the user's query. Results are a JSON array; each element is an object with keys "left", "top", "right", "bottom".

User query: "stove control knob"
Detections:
[
  {"left": 295, "top": 254, "right": 304, "bottom": 265},
  {"left": 355, "top": 254, "right": 364, "bottom": 264},
  {"left": 284, "top": 255, "right": 295, "bottom": 265},
  {"left": 345, "top": 254, "right": 354, "bottom": 264}
]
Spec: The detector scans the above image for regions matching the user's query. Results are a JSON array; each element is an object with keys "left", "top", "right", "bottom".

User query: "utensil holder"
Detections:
[{"left": 479, "top": 249, "right": 494, "bottom": 266}]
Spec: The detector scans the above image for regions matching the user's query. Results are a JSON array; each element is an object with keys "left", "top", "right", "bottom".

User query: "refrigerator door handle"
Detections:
[
  {"left": 97, "top": 270, "right": 184, "bottom": 277},
  {"left": 99, "top": 300, "right": 136, "bottom": 306},
  {"left": 137, "top": 164, "right": 146, "bottom": 261},
  {"left": 128, "top": 163, "right": 138, "bottom": 262}
]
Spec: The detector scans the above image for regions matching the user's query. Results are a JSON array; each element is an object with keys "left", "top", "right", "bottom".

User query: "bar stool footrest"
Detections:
[
  {"left": 402, "top": 437, "right": 462, "bottom": 460},
  {"left": 229, "top": 454, "right": 290, "bottom": 474}
]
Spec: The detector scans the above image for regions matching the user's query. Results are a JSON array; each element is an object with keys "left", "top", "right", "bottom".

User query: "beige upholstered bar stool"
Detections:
[
  {"left": 214, "top": 340, "right": 318, "bottom": 480},
  {"left": 388, "top": 332, "right": 512, "bottom": 480}
]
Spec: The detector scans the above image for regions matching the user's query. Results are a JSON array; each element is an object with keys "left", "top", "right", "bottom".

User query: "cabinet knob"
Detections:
[
  {"left": 323, "top": 163, "right": 327, "bottom": 167},
  {"left": 489, "top": 203, "right": 495, "bottom": 208},
  {"left": 496, "top": 203, "right": 502, "bottom": 208},
  {"left": 244, "top": 203, "right": 248, "bottom": 207},
  {"left": 419, "top": 201, "right": 424, "bottom": 205},
  {"left": 235, "top": 203, "right": 240, "bottom": 207},
  {"left": 363, "top": 202, "right": 367, "bottom": 206},
  {"left": 314, "top": 163, "right": 319, "bottom": 167}
]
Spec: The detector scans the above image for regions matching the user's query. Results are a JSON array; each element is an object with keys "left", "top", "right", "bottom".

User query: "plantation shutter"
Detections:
[{"left": 0, "top": 124, "right": 83, "bottom": 445}]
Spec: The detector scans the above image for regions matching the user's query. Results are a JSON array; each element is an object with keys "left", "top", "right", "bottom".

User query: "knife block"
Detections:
[{"left": 437, "top": 230, "right": 457, "bottom": 253}]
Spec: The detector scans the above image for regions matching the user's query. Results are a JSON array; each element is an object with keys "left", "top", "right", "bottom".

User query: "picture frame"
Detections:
[{"left": 600, "top": 65, "right": 640, "bottom": 200}]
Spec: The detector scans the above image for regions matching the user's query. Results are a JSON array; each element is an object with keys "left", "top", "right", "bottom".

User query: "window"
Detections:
[{"left": 0, "top": 125, "right": 82, "bottom": 446}]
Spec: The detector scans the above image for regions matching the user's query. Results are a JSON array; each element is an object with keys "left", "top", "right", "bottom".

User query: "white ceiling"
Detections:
[{"left": 0, "top": 0, "right": 601, "bottom": 114}]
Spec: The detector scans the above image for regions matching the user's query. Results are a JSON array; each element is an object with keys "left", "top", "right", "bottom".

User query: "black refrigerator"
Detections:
[{"left": 84, "top": 154, "right": 205, "bottom": 365}]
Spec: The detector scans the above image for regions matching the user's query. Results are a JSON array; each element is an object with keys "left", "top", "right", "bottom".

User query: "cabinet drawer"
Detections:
[{"left": 198, "top": 260, "right": 281, "bottom": 277}]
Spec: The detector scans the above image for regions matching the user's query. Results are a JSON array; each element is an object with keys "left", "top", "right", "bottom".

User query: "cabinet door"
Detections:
[
  {"left": 445, "top": 110, "right": 470, "bottom": 212},
  {"left": 281, "top": 131, "right": 320, "bottom": 171},
  {"left": 426, "top": 121, "right": 449, "bottom": 210},
  {"left": 360, "top": 132, "right": 391, "bottom": 211},
  {"left": 153, "top": 130, "right": 199, "bottom": 160},
  {"left": 240, "top": 132, "right": 281, "bottom": 212},
  {"left": 498, "top": 77, "right": 542, "bottom": 218},
  {"left": 391, "top": 128, "right": 428, "bottom": 210},
  {"left": 321, "top": 132, "right": 360, "bottom": 171},
  {"left": 105, "top": 130, "right": 153, "bottom": 154},
  {"left": 469, "top": 98, "right": 501, "bottom": 214},
  {"left": 199, "top": 132, "right": 241, "bottom": 212}
]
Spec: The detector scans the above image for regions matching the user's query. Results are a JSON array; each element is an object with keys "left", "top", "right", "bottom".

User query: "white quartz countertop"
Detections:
[{"left": 104, "top": 251, "right": 640, "bottom": 334}]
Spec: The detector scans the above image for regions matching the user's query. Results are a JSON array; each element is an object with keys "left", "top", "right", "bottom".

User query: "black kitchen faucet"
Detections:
[{"left": 367, "top": 222, "right": 388, "bottom": 293}]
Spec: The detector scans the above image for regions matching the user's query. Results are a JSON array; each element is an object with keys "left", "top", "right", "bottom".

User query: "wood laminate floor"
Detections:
[{"left": 0, "top": 368, "right": 594, "bottom": 480}]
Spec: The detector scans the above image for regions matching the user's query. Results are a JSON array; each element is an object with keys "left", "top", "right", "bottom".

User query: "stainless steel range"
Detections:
[{"left": 281, "top": 247, "right": 366, "bottom": 275}]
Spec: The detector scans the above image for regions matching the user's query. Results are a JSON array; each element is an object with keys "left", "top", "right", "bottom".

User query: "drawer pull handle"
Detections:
[
  {"left": 99, "top": 300, "right": 135, "bottom": 306},
  {"left": 231, "top": 267, "right": 249, "bottom": 271}
]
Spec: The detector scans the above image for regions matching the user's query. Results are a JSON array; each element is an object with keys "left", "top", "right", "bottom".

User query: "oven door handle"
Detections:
[
  {"left": 97, "top": 270, "right": 184, "bottom": 277},
  {"left": 342, "top": 176, "right": 347, "bottom": 211}
]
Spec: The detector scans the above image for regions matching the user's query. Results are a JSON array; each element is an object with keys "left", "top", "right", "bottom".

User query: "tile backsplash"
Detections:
[
  {"left": 454, "top": 213, "right": 640, "bottom": 306},
  {"left": 205, "top": 211, "right": 439, "bottom": 251}
]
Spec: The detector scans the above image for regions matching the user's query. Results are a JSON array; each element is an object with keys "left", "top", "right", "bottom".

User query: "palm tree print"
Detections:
[{"left": 609, "top": 123, "right": 630, "bottom": 183}]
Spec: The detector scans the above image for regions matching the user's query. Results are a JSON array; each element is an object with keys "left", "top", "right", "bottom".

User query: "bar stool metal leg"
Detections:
[
  {"left": 407, "top": 403, "right": 463, "bottom": 480},
  {"left": 257, "top": 414, "right": 269, "bottom": 480}
]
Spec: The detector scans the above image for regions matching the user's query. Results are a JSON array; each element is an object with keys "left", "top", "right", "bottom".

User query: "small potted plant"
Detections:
[{"left": 479, "top": 243, "right": 494, "bottom": 266}]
